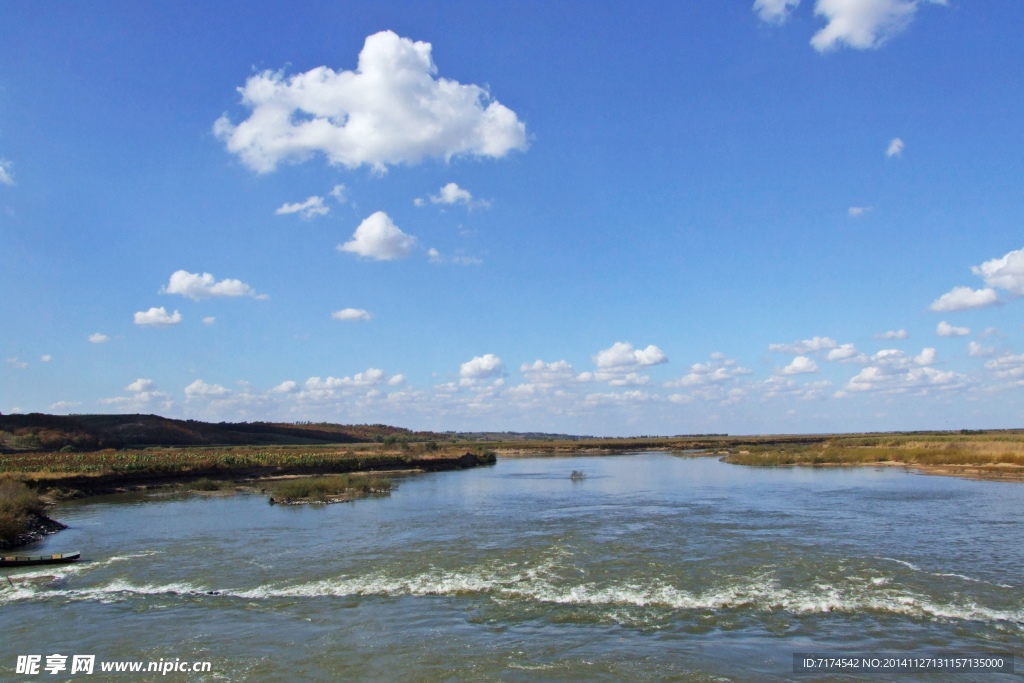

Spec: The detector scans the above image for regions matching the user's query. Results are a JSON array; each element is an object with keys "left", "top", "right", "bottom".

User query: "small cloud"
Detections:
[
  {"left": 388, "top": 374, "right": 406, "bottom": 386},
  {"left": 967, "top": 341, "right": 995, "bottom": 358},
  {"left": 126, "top": 378, "right": 156, "bottom": 392},
  {"left": 40, "top": 355, "right": 52, "bottom": 362},
  {"left": 203, "top": 316, "right": 216, "bottom": 325},
  {"left": 594, "top": 342, "right": 668, "bottom": 370},
  {"left": 426, "top": 248, "right": 482, "bottom": 265},
  {"left": 428, "top": 182, "right": 491, "bottom": 210},
  {"left": 936, "top": 321, "right": 970, "bottom": 337},
  {"left": 875, "top": 329, "right": 909, "bottom": 340},
  {"left": 271, "top": 380, "right": 299, "bottom": 393},
  {"left": 929, "top": 286, "right": 999, "bottom": 312},
  {"left": 185, "top": 379, "right": 230, "bottom": 399},
  {"left": 413, "top": 198, "right": 427, "bottom": 207},
  {"left": 5, "top": 357, "right": 27, "bottom": 369},
  {"left": 978, "top": 327, "right": 1002, "bottom": 340},
  {"left": 161, "top": 270, "right": 261, "bottom": 300},
  {"left": 887, "top": 138, "right": 904, "bottom": 158},
  {"left": 753, "top": 0, "right": 800, "bottom": 24},
  {"left": 848, "top": 206, "right": 871, "bottom": 217},
  {"left": 914, "top": 347, "right": 938, "bottom": 365},
  {"left": 338, "top": 211, "right": 417, "bottom": 260},
  {"left": 331, "top": 308, "right": 372, "bottom": 321},
  {"left": 329, "top": 184, "right": 347, "bottom": 203},
  {"left": 88, "top": 333, "right": 110, "bottom": 344},
  {"left": 781, "top": 356, "right": 819, "bottom": 375},
  {"left": 134, "top": 307, "right": 183, "bottom": 327},
  {"left": 0, "top": 159, "right": 14, "bottom": 186},
  {"left": 276, "top": 195, "right": 329, "bottom": 218},
  {"left": 768, "top": 336, "right": 838, "bottom": 354},
  {"left": 49, "top": 401, "right": 81, "bottom": 411}
]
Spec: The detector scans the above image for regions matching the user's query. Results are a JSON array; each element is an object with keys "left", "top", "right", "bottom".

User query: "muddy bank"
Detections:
[{"left": 0, "top": 514, "right": 67, "bottom": 551}]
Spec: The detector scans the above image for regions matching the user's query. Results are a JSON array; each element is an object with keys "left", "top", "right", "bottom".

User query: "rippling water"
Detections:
[{"left": 3, "top": 453, "right": 1022, "bottom": 681}]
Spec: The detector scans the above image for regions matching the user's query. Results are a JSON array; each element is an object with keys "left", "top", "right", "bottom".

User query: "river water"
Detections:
[{"left": 2, "top": 453, "right": 1023, "bottom": 681}]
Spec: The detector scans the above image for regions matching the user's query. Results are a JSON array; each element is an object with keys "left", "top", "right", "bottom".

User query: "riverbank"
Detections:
[
  {"left": 722, "top": 435, "right": 1024, "bottom": 482},
  {"left": 0, "top": 448, "right": 495, "bottom": 548}
]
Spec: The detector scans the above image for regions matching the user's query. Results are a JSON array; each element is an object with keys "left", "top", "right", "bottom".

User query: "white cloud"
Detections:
[
  {"left": 49, "top": 401, "right": 82, "bottom": 412},
  {"left": 388, "top": 374, "right": 406, "bottom": 386},
  {"left": 848, "top": 206, "right": 871, "bottom": 216},
  {"left": 811, "top": 1, "right": 946, "bottom": 53},
  {"left": 972, "top": 247, "right": 1024, "bottom": 296},
  {"left": 844, "top": 365, "right": 965, "bottom": 394},
  {"left": 426, "top": 248, "right": 482, "bottom": 265},
  {"left": 825, "top": 343, "right": 868, "bottom": 363},
  {"left": 521, "top": 360, "right": 579, "bottom": 386},
  {"left": 665, "top": 355, "right": 751, "bottom": 389},
  {"left": 985, "top": 354, "right": 1024, "bottom": 380},
  {"left": 185, "top": 379, "right": 230, "bottom": 399},
  {"left": 6, "top": 357, "right": 27, "bottom": 369},
  {"left": 89, "top": 333, "right": 110, "bottom": 344},
  {"left": 275, "top": 195, "right": 329, "bottom": 218},
  {"left": 134, "top": 307, "right": 183, "bottom": 327},
  {"left": 425, "top": 182, "right": 491, "bottom": 210},
  {"left": 332, "top": 308, "right": 372, "bottom": 321},
  {"left": 754, "top": 0, "right": 801, "bottom": 24},
  {"left": 40, "top": 355, "right": 51, "bottom": 362},
  {"left": 460, "top": 354, "right": 505, "bottom": 380},
  {"left": 968, "top": 341, "right": 995, "bottom": 358},
  {"left": 126, "top": 378, "right": 156, "bottom": 392},
  {"left": 0, "top": 159, "right": 14, "bottom": 186},
  {"left": 936, "top": 321, "right": 970, "bottom": 337},
  {"left": 874, "top": 329, "right": 908, "bottom": 340},
  {"left": 593, "top": 342, "right": 668, "bottom": 370},
  {"left": 213, "top": 30, "right": 527, "bottom": 174},
  {"left": 768, "top": 336, "right": 838, "bottom": 354},
  {"left": 329, "top": 184, "right": 347, "bottom": 202},
  {"left": 781, "top": 356, "right": 819, "bottom": 374},
  {"left": 978, "top": 327, "right": 1002, "bottom": 340},
  {"left": 271, "top": 380, "right": 299, "bottom": 393},
  {"left": 928, "top": 286, "right": 999, "bottom": 312},
  {"left": 913, "top": 347, "right": 938, "bottom": 365},
  {"left": 609, "top": 372, "right": 650, "bottom": 387},
  {"left": 203, "top": 316, "right": 216, "bottom": 325},
  {"left": 338, "top": 211, "right": 417, "bottom": 260},
  {"left": 886, "top": 136, "right": 905, "bottom": 157},
  {"left": 162, "top": 270, "right": 262, "bottom": 301}
]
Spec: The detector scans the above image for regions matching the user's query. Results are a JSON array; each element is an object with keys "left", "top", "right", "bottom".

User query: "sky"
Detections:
[{"left": 2, "top": 0, "right": 1023, "bottom": 435}]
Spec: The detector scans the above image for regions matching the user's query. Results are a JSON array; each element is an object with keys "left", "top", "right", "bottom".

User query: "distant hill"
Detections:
[{"left": 0, "top": 413, "right": 444, "bottom": 452}]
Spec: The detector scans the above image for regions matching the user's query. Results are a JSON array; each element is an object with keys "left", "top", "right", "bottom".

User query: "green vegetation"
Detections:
[
  {"left": 190, "top": 477, "right": 230, "bottom": 491},
  {"left": 267, "top": 474, "right": 392, "bottom": 502},
  {"left": 0, "top": 477, "right": 45, "bottom": 545}
]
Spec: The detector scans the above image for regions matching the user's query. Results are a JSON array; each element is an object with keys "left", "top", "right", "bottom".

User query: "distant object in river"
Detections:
[{"left": 570, "top": 470, "right": 586, "bottom": 481}]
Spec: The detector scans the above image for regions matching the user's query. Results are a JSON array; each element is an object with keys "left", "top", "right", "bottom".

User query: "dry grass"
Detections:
[
  {"left": 724, "top": 436, "right": 1024, "bottom": 468},
  {"left": 0, "top": 477, "right": 45, "bottom": 544}
]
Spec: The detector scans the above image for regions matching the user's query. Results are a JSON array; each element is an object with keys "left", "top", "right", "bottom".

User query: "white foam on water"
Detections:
[
  {"left": 5, "top": 552, "right": 1021, "bottom": 627},
  {"left": 878, "top": 556, "right": 1014, "bottom": 588}
]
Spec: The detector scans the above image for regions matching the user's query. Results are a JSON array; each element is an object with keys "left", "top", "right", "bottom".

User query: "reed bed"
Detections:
[
  {"left": 0, "top": 447, "right": 460, "bottom": 476},
  {"left": 268, "top": 475, "right": 392, "bottom": 502},
  {"left": 725, "top": 442, "right": 1024, "bottom": 468}
]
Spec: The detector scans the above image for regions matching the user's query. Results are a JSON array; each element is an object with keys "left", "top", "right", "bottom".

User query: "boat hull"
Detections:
[{"left": 0, "top": 551, "right": 81, "bottom": 567}]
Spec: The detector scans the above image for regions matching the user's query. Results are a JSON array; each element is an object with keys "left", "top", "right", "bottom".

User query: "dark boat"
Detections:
[{"left": 0, "top": 551, "right": 81, "bottom": 567}]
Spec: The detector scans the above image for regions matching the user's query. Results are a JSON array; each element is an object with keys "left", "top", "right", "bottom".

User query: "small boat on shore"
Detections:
[{"left": 0, "top": 551, "right": 81, "bottom": 568}]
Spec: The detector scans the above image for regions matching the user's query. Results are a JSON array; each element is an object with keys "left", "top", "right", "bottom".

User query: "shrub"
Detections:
[{"left": 0, "top": 478, "right": 44, "bottom": 544}]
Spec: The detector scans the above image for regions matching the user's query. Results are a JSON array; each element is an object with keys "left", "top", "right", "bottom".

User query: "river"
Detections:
[{"left": 2, "top": 453, "right": 1022, "bottom": 681}]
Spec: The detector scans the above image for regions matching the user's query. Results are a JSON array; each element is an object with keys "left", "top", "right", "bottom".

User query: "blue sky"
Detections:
[{"left": 2, "top": 1, "right": 1023, "bottom": 435}]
